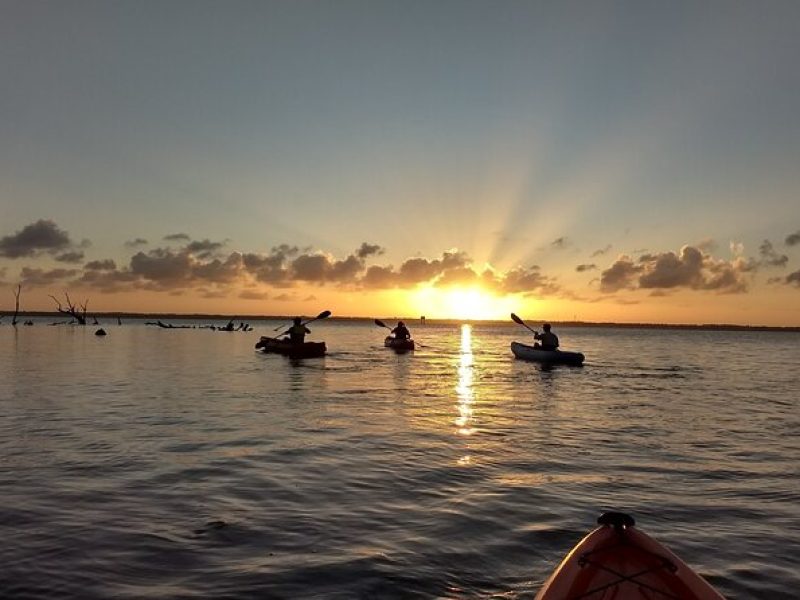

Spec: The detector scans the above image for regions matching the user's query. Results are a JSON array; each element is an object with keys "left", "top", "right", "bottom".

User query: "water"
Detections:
[{"left": 1, "top": 319, "right": 798, "bottom": 599}]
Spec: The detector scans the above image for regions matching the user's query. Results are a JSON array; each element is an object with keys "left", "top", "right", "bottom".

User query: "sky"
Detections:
[{"left": 1, "top": 1, "right": 799, "bottom": 325}]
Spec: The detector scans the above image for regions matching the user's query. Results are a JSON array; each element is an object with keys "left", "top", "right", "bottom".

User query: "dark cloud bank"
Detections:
[
  {"left": 0, "top": 220, "right": 82, "bottom": 260},
  {"left": 599, "top": 238, "right": 797, "bottom": 294},
  {"left": 3, "top": 223, "right": 557, "bottom": 297},
  {"left": 4, "top": 221, "right": 800, "bottom": 297}
]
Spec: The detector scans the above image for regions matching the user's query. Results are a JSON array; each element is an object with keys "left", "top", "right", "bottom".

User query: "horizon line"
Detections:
[{"left": 3, "top": 310, "right": 800, "bottom": 332}]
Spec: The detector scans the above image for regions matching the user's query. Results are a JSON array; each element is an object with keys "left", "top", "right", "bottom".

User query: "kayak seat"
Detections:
[{"left": 597, "top": 512, "right": 636, "bottom": 529}]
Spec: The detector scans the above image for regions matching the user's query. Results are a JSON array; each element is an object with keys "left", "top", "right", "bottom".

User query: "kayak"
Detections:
[
  {"left": 536, "top": 512, "right": 725, "bottom": 600},
  {"left": 511, "top": 341, "right": 584, "bottom": 366},
  {"left": 255, "top": 336, "right": 326, "bottom": 358},
  {"left": 384, "top": 336, "right": 415, "bottom": 352}
]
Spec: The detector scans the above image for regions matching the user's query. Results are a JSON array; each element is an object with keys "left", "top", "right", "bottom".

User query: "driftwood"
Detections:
[
  {"left": 49, "top": 292, "right": 89, "bottom": 325},
  {"left": 143, "top": 318, "right": 252, "bottom": 331},
  {"left": 12, "top": 284, "right": 21, "bottom": 326},
  {"left": 153, "top": 320, "right": 193, "bottom": 329}
]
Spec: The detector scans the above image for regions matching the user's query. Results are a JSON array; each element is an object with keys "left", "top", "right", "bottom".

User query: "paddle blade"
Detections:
[
  {"left": 511, "top": 313, "right": 525, "bottom": 325},
  {"left": 374, "top": 319, "right": 387, "bottom": 328},
  {"left": 316, "top": 310, "right": 332, "bottom": 320}
]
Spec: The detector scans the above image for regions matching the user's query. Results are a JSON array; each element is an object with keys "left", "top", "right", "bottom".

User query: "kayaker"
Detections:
[
  {"left": 287, "top": 316, "right": 311, "bottom": 345},
  {"left": 534, "top": 323, "right": 559, "bottom": 351},
  {"left": 391, "top": 321, "right": 411, "bottom": 340}
]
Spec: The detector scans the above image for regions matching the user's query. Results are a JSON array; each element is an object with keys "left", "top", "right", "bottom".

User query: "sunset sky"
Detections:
[{"left": 2, "top": 1, "right": 799, "bottom": 325}]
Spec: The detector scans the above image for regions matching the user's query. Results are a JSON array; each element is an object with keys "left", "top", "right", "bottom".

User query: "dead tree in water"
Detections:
[
  {"left": 12, "top": 284, "right": 22, "bottom": 326},
  {"left": 49, "top": 292, "right": 89, "bottom": 325}
]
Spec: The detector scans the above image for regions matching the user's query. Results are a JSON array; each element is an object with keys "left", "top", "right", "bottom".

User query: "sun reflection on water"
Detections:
[{"left": 455, "top": 324, "right": 476, "bottom": 437}]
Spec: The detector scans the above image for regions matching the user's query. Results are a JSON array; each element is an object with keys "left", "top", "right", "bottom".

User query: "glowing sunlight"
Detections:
[
  {"left": 455, "top": 324, "right": 475, "bottom": 437},
  {"left": 412, "top": 286, "right": 518, "bottom": 321}
]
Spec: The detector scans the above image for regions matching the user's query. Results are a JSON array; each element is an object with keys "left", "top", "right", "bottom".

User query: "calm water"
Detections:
[{"left": 1, "top": 319, "right": 798, "bottom": 599}]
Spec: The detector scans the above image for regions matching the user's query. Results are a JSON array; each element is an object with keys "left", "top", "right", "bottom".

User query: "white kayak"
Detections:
[{"left": 511, "top": 341, "right": 585, "bottom": 366}]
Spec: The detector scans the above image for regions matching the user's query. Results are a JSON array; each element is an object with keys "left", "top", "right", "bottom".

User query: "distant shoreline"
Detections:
[{"left": 3, "top": 310, "right": 800, "bottom": 332}]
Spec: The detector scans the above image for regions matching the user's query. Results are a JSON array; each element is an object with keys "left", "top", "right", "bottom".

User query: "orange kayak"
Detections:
[{"left": 536, "top": 513, "right": 725, "bottom": 599}]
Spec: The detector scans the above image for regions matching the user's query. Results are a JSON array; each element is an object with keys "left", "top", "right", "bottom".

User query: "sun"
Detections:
[{"left": 411, "top": 285, "right": 518, "bottom": 320}]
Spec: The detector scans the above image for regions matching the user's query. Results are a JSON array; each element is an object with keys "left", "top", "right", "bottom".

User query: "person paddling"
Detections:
[
  {"left": 286, "top": 316, "right": 311, "bottom": 345},
  {"left": 391, "top": 321, "right": 411, "bottom": 341},
  {"left": 534, "top": 323, "right": 559, "bottom": 351}
]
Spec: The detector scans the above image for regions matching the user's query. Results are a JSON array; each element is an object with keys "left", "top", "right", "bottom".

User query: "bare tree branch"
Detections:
[
  {"left": 12, "top": 284, "right": 21, "bottom": 326},
  {"left": 49, "top": 291, "right": 88, "bottom": 325}
]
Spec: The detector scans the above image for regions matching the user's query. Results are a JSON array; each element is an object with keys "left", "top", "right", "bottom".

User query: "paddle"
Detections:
[
  {"left": 511, "top": 312, "right": 539, "bottom": 335},
  {"left": 274, "top": 310, "right": 331, "bottom": 336},
  {"left": 273, "top": 311, "right": 331, "bottom": 331}
]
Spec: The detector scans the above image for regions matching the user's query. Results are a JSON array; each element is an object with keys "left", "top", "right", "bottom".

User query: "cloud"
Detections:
[
  {"left": 551, "top": 237, "right": 570, "bottom": 250},
  {"left": 600, "top": 256, "right": 642, "bottom": 292},
  {"left": 185, "top": 239, "right": 226, "bottom": 259},
  {"left": 437, "top": 266, "right": 479, "bottom": 287},
  {"left": 243, "top": 244, "right": 305, "bottom": 285},
  {"left": 63, "top": 239, "right": 383, "bottom": 294},
  {"left": 239, "top": 290, "right": 269, "bottom": 300},
  {"left": 591, "top": 244, "right": 612, "bottom": 257},
  {"left": 638, "top": 246, "right": 706, "bottom": 289},
  {"left": 360, "top": 251, "right": 477, "bottom": 288},
  {"left": 576, "top": 263, "right": 597, "bottom": 273},
  {"left": 398, "top": 250, "right": 470, "bottom": 284},
  {"left": 758, "top": 240, "right": 788, "bottom": 268},
  {"left": 356, "top": 242, "right": 384, "bottom": 259},
  {"left": 362, "top": 265, "right": 399, "bottom": 288},
  {"left": 130, "top": 248, "right": 194, "bottom": 284},
  {"left": 0, "top": 220, "right": 74, "bottom": 259},
  {"left": 77, "top": 268, "right": 138, "bottom": 292},
  {"left": 131, "top": 247, "right": 243, "bottom": 289},
  {"left": 489, "top": 265, "right": 560, "bottom": 295},
  {"left": 17, "top": 229, "right": 570, "bottom": 300},
  {"left": 786, "top": 231, "right": 800, "bottom": 246},
  {"left": 19, "top": 267, "right": 79, "bottom": 286},
  {"left": 601, "top": 245, "right": 754, "bottom": 294},
  {"left": 360, "top": 253, "right": 562, "bottom": 296},
  {"left": 695, "top": 238, "right": 717, "bottom": 252},
  {"left": 164, "top": 233, "right": 191, "bottom": 242},
  {"left": 288, "top": 245, "right": 375, "bottom": 284},
  {"left": 786, "top": 270, "right": 800, "bottom": 287},
  {"left": 290, "top": 254, "right": 330, "bottom": 281},
  {"left": 85, "top": 259, "right": 117, "bottom": 271},
  {"left": 192, "top": 253, "right": 244, "bottom": 284},
  {"left": 55, "top": 251, "right": 85, "bottom": 264},
  {"left": 124, "top": 238, "right": 149, "bottom": 248}
]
